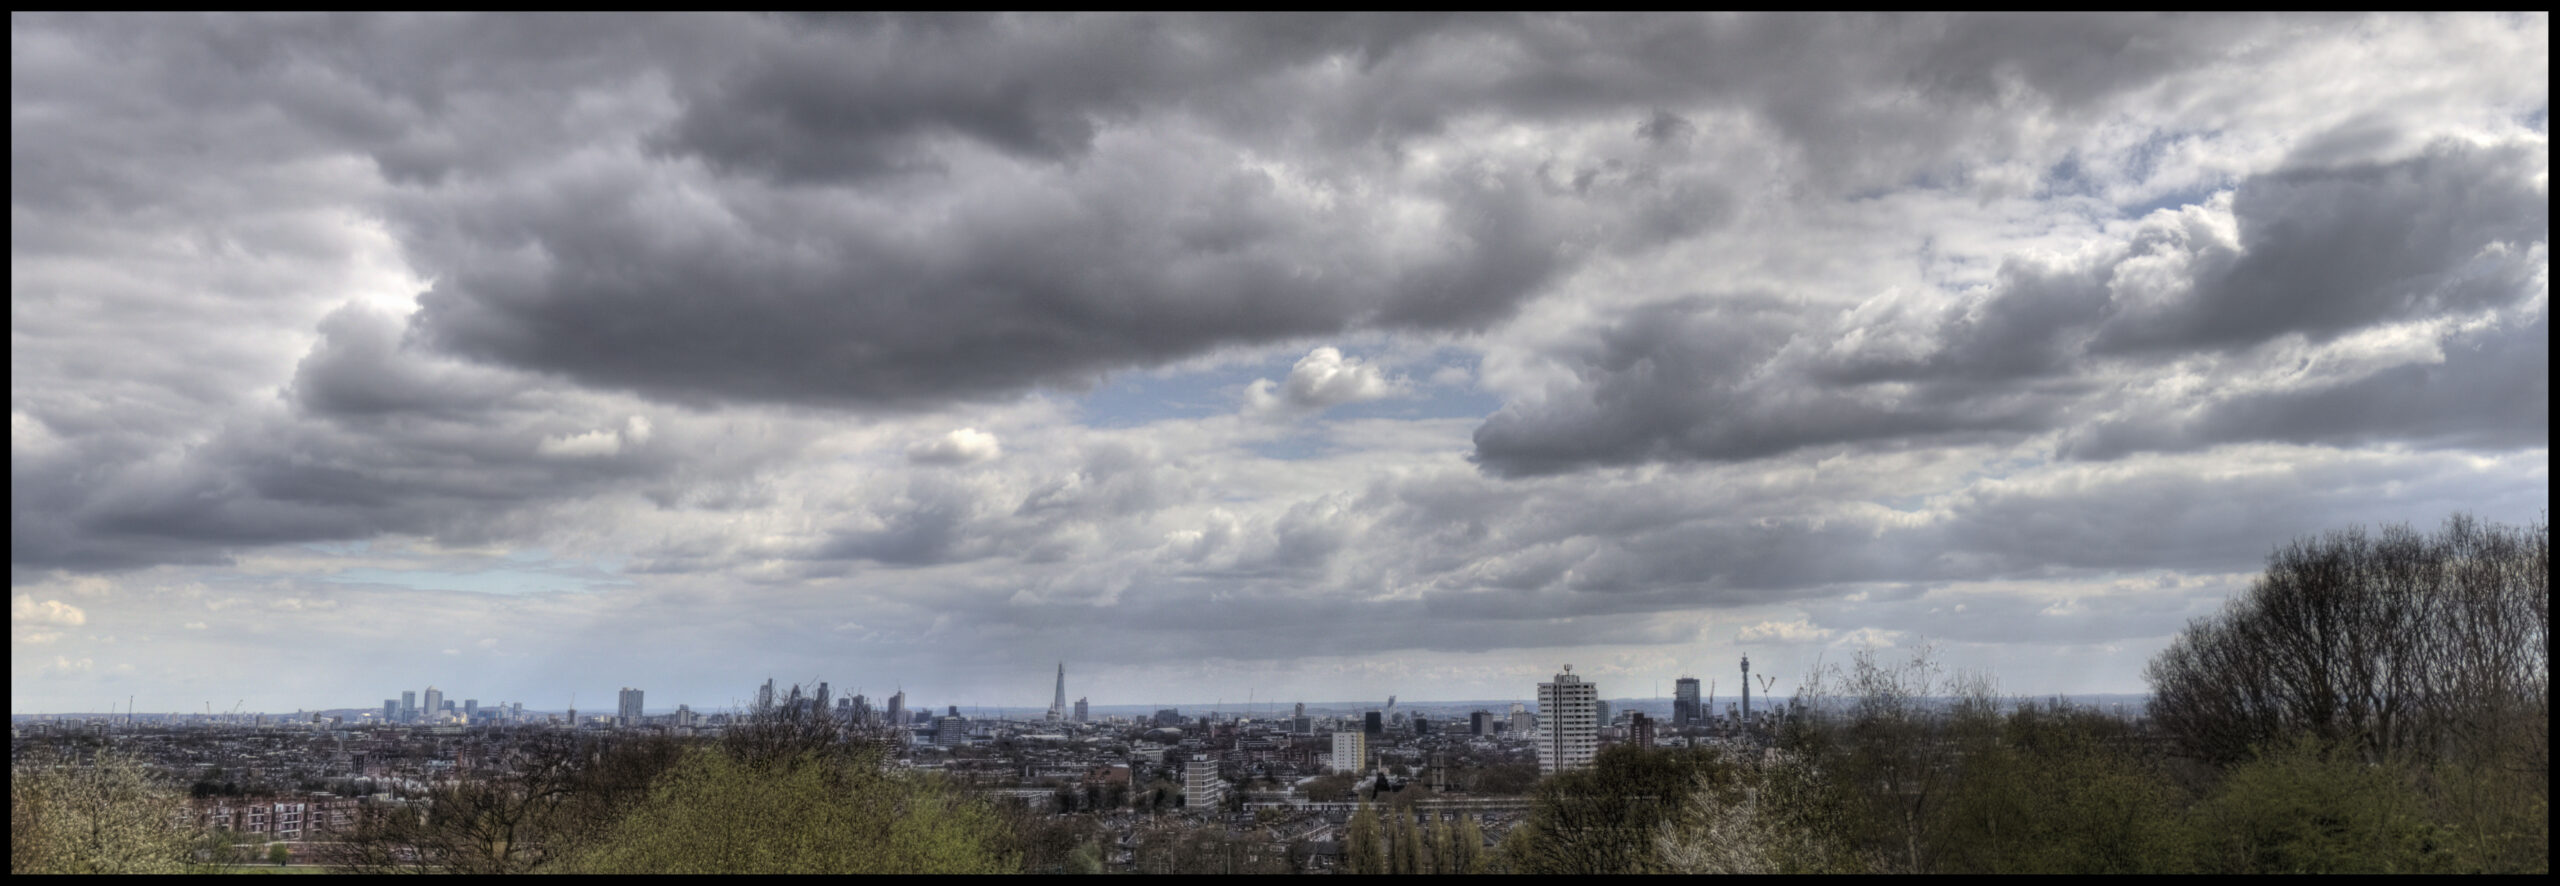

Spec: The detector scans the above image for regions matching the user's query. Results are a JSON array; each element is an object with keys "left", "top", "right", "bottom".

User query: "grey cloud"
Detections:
[{"left": 1475, "top": 139, "right": 2548, "bottom": 475}]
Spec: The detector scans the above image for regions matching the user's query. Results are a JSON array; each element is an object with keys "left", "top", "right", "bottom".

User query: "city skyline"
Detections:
[{"left": 12, "top": 13, "right": 2550, "bottom": 714}]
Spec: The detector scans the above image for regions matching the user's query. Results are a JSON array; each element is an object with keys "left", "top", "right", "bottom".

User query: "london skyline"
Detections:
[{"left": 12, "top": 13, "right": 2549, "bottom": 714}]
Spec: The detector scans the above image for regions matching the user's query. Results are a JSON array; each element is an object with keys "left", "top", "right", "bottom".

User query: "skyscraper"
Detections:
[
  {"left": 1364, "top": 710, "right": 1383, "bottom": 736},
  {"left": 382, "top": 699, "right": 397, "bottom": 721},
  {"left": 421, "top": 687, "right": 443, "bottom": 724},
  {"left": 1073, "top": 697, "right": 1089, "bottom": 723},
  {"left": 886, "top": 690, "right": 906, "bottom": 729},
  {"left": 401, "top": 690, "right": 417, "bottom": 722},
  {"left": 464, "top": 699, "right": 478, "bottom": 722},
  {"left": 1471, "top": 710, "right": 1492, "bottom": 736},
  {"left": 618, "top": 687, "right": 644, "bottom": 726},
  {"left": 1536, "top": 665, "right": 1597, "bottom": 774},
  {"left": 757, "top": 678, "right": 775, "bottom": 712},
  {"left": 813, "top": 682, "right": 830, "bottom": 715},
  {"left": 1048, "top": 662, "right": 1067, "bottom": 721},
  {"left": 851, "top": 694, "right": 871, "bottom": 725},
  {"left": 1674, "top": 676, "right": 1701, "bottom": 727},
  {"left": 1630, "top": 712, "right": 1656, "bottom": 749}
]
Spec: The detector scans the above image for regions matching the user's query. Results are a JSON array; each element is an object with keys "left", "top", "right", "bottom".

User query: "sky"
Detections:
[{"left": 11, "top": 12, "right": 2548, "bottom": 715}]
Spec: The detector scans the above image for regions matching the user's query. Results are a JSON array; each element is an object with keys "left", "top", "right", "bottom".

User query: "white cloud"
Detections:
[
  {"left": 1245, "top": 347, "right": 1399, "bottom": 417},
  {"left": 183, "top": 622, "right": 209, "bottom": 630},
  {"left": 538, "top": 428, "right": 623, "bottom": 458},
  {"left": 907, "top": 428, "right": 1004, "bottom": 465},
  {"left": 1736, "top": 617, "right": 1835, "bottom": 645},
  {"left": 12, "top": 595, "right": 87, "bottom": 626}
]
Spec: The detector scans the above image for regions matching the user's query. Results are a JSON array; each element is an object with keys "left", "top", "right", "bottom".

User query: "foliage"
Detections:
[
  {"left": 10, "top": 749, "right": 201, "bottom": 874},
  {"left": 1504, "top": 744, "right": 1740, "bottom": 873},
  {"left": 2187, "top": 736, "right": 2455, "bottom": 874},
  {"left": 1655, "top": 746, "right": 1855, "bottom": 874},
  {"left": 1344, "top": 802, "right": 1387, "bottom": 874},
  {"left": 563, "top": 746, "right": 1016, "bottom": 874},
  {"left": 1929, "top": 702, "right": 2189, "bottom": 874},
  {"left": 268, "top": 842, "right": 291, "bottom": 866}
]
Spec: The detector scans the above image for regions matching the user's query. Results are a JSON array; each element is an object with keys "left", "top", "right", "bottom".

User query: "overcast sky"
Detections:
[{"left": 12, "top": 13, "right": 2548, "bottom": 715}]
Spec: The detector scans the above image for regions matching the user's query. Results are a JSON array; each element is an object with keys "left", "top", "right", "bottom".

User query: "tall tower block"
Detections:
[{"left": 1740, "top": 655, "right": 1751, "bottom": 722}]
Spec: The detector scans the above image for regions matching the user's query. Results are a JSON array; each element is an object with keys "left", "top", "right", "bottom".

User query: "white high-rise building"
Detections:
[
  {"left": 421, "top": 687, "right": 444, "bottom": 724},
  {"left": 1183, "top": 754, "right": 1224, "bottom": 810},
  {"left": 1330, "top": 730, "right": 1368, "bottom": 774},
  {"left": 1536, "top": 666, "right": 1598, "bottom": 774}
]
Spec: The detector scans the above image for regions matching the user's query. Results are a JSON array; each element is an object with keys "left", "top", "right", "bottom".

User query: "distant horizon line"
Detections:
[{"left": 11, "top": 692, "right": 2159, "bottom": 719}]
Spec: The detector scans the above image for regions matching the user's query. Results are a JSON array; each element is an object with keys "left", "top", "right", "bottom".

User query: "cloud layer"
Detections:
[{"left": 11, "top": 13, "right": 2546, "bottom": 712}]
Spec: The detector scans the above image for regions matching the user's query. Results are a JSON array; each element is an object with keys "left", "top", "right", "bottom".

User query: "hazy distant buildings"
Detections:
[
  {"left": 1674, "top": 676, "right": 1701, "bottom": 727},
  {"left": 758, "top": 679, "right": 776, "bottom": 712},
  {"left": 401, "top": 691, "right": 417, "bottom": 722},
  {"left": 1629, "top": 711, "right": 1656, "bottom": 749},
  {"left": 421, "top": 687, "right": 443, "bottom": 724},
  {"left": 1363, "top": 711, "right": 1383, "bottom": 737},
  {"left": 1331, "top": 730, "right": 1367, "bottom": 774},
  {"left": 618, "top": 687, "right": 644, "bottom": 726},
  {"left": 1536, "top": 666, "right": 1598, "bottom": 774},
  {"left": 463, "top": 699, "right": 478, "bottom": 722},
  {"left": 381, "top": 699, "right": 397, "bottom": 721},
  {"left": 1470, "top": 710, "right": 1492, "bottom": 736},
  {"left": 1073, "top": 697, "right": 1088, "bottom": 723},
  {"left": 886, "top": 691, "right": 906, "bottom": 728},
  {"left": 934, "top": 715, "right": 968, "bottom": 748},
  {"left": 1509, "top": 701, "right": 1533, "bottom": 735}
]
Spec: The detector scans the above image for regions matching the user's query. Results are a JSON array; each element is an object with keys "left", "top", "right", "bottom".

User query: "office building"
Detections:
[
  {"left": 758, "top": 679, "right": 776, "bottom": 712},
  {"left": 1536, "top": 666, "right": 1598, "bottom": 774},
  {"left": 813, "top": 682, "right": 830, "bottom": 714},
  {"left": 851, "top": 694, "right": 871, "bottom": 725},
  {"left": 464, "top": 699, "right": 478, "bottom": 722},
  {"left": 1674, "top": 677, "right": 1701, "bottom": 727},
  {"left": 422, "top": 687, "right": 443, "bottom": 724},
  {"left": 1073, "top": 697, "right": 1089, "bottom": 723},
  {"left": 1509, "top": 701, "right": 1534, "bottom": 735},
  {"left": 1629, "top": 712, "right": 1656, "bottom": 749},
  {"left": 1364, "top": 711, "right": 1383, "bottom": 736},
  {"left": 886, "top": 691, "right": 906, "bottom": 729},
  {"left": 401, "top": 691, "right": 417, "bottom": 721},
  {"left": 1331, "top": 730, "right": 1368, "bottom": 774},
  {"left": 934, "top": 715, "right": 968, "bottom": 748},
  {"left": 1471, "top": 710, "right": 1492, "bottom": 736},
  {"left": 618, "top": 687, "right": 644, "bottom": 726},
  {"left": 1596, "top": 699, "right": 1611, "bottom": 726}
]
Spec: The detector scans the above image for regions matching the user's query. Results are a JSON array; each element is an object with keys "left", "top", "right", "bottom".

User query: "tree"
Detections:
[
  {"left": 10, "top": 749, "right": 201, "bottom": 874},
  {"left": 564, "top": 746, "right": 1016, "bottom": 874},
  {"left": 2187, "top": 736, "right": 2454, "bottom": 874},
  {"left": 1344, "top": 802, "right": 1387, "bottom": 874},
  {"left": 2147, "top": 514, "right": 2549, "bottom": 766},
  {"left": 1505, "top": 744, "right": 1741, "bottom": 873},
  {"left": 1927, "top": 702, "right": 2188, "bottom": 874},
  {"left": 268, "top": 842, "right": 291, "bottom": 867},
  {"left": 1655, "top": 746, "right": 1855, "bottom": 874},
  {"left": 1391, "top": 810, "right": 1424, "bottom": 873}
]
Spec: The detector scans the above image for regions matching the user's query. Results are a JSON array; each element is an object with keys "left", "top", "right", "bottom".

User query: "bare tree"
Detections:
[{"left": 2146, "top": 513, "right": 2549, "bottom": 767}]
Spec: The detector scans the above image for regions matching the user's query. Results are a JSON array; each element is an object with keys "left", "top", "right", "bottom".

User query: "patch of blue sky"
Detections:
[
  {"left": 1068, "top": 362, "right": 1274, "bottom": 428},
  {"left": 1326, "top": 385, "right": 1503, "bottom": 422},
  {"left": 1246, "top": 433, "right": 1335, "bottom": 461}
]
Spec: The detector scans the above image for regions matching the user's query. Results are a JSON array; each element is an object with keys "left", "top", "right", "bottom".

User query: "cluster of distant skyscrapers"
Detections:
[{"left": 373, "top": 656, "right": 1765, "bottom": 779}]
